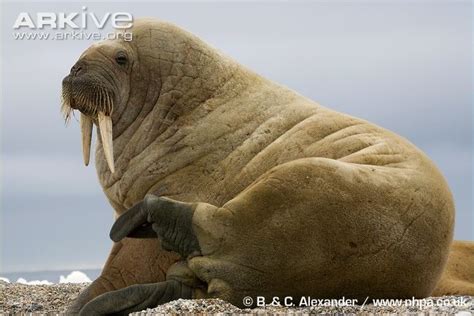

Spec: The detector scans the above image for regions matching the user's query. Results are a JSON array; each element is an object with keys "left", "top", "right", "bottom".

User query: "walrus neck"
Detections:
[
  {"left": 113, "top": 21, "right": 247, "bottom": 139},
  {"left": 97, "top": 31, "right": 249, "bottom": 183}
]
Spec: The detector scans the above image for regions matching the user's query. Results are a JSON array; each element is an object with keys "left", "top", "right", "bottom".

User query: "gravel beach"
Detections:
[
  {"left": 1, "top": 281, "right": 473, "bottom": 315},
  {"left": 132, "top": 297, "right": 474, "bottom": 315},
  {"left": 0, "top": 281, "right": 87, "bottom": 314}
]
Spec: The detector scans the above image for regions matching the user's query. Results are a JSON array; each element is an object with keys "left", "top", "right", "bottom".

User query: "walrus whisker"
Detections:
[
  {"left": 98, "top": 87, "right": 105, "bottom": 116},
  {"left": 105, "top": 92, "right": 110, "bottom": 114},
  {"left": 103, "top": 86, "right": 113, "bottom": 116},
  {"left": 100, "top": 87, "right": 105, "bottom": 113},
  {"left": 94, "top": 87, "right": 100, "bottom": 116},
  {"left": 106, "top": 92, "right": 113, "bottom": 116},
  {"left": 60, "top": 94, "right": 73, "bottom": 125}
]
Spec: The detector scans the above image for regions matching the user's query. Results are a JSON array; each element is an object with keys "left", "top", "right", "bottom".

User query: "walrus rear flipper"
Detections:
[
  {"left": 432, "top": 240, "right": 474, "bottom": 296},
  {"left": 78, "top": 280, "right": 193, "bottom": 316}
]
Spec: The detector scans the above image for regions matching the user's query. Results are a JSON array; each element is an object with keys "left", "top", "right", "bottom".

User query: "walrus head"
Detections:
[
  {"left": 62, "top": 19, "right": 239, "bottom": 182},
  {"left": 61, "top": 40, "right": 134, "bottom": 173}
]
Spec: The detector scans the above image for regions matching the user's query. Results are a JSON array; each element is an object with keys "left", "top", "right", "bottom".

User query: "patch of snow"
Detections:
[
  {"left": 59, "top": 271, "right": 91, "bottom": 283},
  {"left": 0, "top": 277, "right": 10, "bottom": 283},
  {"left": 16, "top": 278, "right": 53, "bottom": 285}
]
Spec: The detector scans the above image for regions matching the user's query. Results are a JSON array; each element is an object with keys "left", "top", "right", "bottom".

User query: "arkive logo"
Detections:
[{"left": 13, "top": 7, "right": 133, "bottom": 29}]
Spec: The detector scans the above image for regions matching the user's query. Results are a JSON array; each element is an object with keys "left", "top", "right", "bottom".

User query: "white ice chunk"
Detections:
[{"left": 59, "top": 271, "right": 92, "bottom": 283}]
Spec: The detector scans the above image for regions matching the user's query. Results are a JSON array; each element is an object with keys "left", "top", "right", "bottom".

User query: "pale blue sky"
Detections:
[{"left": 1, "top": 0, "right": 472, "bottom": 274}]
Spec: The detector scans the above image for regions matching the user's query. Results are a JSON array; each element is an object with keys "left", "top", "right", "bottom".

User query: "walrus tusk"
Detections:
[
  {"left": 80, "top": 113, "right": 93, "bottom": 166},
  {"left": 98, "top": 111, "right": 115, "bottom": 173}
]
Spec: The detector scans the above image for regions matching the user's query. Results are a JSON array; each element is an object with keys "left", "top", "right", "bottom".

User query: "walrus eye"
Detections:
[{"left": 115, "top": 52, "right": 128, "bottom": 65}]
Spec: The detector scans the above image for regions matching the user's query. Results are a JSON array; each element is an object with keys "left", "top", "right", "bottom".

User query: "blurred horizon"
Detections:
[{"left": 1, "top": 268, "right": 100, "bottom": 284}]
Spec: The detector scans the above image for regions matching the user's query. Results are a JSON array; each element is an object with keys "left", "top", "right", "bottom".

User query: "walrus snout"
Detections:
[
  {"left": 61, "top": 55, "right": 115, "bottom": 117},
  {"left": 61, "top": 39, "right": 136, "bottom": 175},
  {"left": 61, "top": 74, "right": 115, "bottom": 116}
]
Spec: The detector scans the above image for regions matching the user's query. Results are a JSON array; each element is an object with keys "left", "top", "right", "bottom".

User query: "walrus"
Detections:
[
  {"left": 432, "top": 240, "right": 474, "bottom": 296},
  {"left": 61, "top": 18, "right": 473, "bottom": 315}
]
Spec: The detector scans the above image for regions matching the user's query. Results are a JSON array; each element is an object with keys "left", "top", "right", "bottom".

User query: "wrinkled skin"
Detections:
[{"left": 61, "top": 18, "right": 472, "bottom": 315}]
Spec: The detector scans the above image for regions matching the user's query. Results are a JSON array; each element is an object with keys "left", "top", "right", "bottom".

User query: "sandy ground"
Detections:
[{"left": 1, "top": 281, "right": 473, "bottom": 315}]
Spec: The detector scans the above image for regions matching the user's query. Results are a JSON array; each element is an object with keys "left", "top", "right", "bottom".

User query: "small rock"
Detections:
[{"left": 26, "top": 302, "right": 43, "bottom": 312}]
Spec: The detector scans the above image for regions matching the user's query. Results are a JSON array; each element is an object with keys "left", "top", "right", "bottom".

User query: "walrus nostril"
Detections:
[{"left": 70, "top": 63, "right": 84, "bottom": 76}]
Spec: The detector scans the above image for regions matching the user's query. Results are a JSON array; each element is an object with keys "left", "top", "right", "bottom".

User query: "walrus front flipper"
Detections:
[
  {"left": 78, "top": 280, "right": 192, "bottom": 316},
  {"left": 110, "top": 195, "right": 201, "bottom": 258}
]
